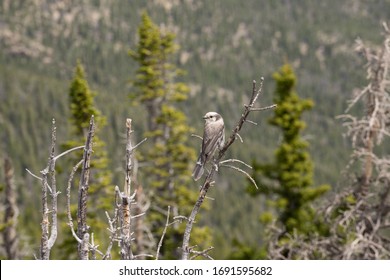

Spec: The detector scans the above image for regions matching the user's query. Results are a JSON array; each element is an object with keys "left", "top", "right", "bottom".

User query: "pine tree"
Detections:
[
  {"left": 250, "top": 64, "right": 330, "bottom": 241},
  {"left": 58, "top": 61, "right": 112, "bottom": 258},
  {"left": 129, "top": 12, "right": 211, "bottom": 259}
]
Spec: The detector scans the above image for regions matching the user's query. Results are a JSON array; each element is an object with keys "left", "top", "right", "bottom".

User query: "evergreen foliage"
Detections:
[
  {"left": 129, "top": 12, "right": 211, "bottom": 259},
  {"left": 68, "top": 61, "right": 102, "bottom": 136},
  {"left": 249, "top": 64, "right": 330, "bottom": 243}
]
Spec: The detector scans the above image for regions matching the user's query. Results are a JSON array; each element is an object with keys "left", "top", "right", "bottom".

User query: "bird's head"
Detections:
[{"left": 203, "top": 112, "right": 222, "bottom": 123}]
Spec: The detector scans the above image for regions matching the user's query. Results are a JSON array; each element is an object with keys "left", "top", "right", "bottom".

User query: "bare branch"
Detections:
[
  {"left": 77, "top": 115, "right": 95, "bottom": 260},
  {"left": 103, "top": 210, "right": 118, "bottom": 260},
  {"left": 47, "top": 123, "right": 59, "bottom": 250},
  {"left": 25, "top": 168, "right": 42, "bottom": 181},
  {"left": 133, "top": 253, "right": 154, "bottom": 259},
  {"left": 220, "top": 158, "right": 253, "bottom": 169},
  {"left": 66, "top": 160, "right": 83, "bottom": 244},
  {"left": 132, "top": 212, "right": 146, "bottom": 219},
  {"left": 115, "top": 118, "right": 136, "bottom": 260},
  {"left": 53, "top": 145, "right": 84, "bottom": 161},
  {"left": 90, "top": 233, "right": 97, "bottom": 260},
  {"left": 40, "top": 118, "right": 58, "bottom": 259},
  {"left": 156, "top": 206, "right": 171, "bottom": 260},
  {"left": 174, "top": 215, "right": 189, "bottom": 222},
  {"left": 132, "top": 137, "right": 148, "bottom": 151},
  {"left": 235, "top": 133, "right": 244, "bottom": 143},
  {"left": 250, "top": 104, "right": 278, "bottom": 111},
  {"left": 191, "top": 133, "right": 203, "bottom": 141},
  {"left": 114, "top": 119, "right": 149, "bottom": 259},
  {"left": 182, "top": 77, "right": 274, "bottom": 260},
  {"left": 190, "top": 246, "right": 214, "bottom": 260},
  {"left": 221, "top": 163, "right": 258, "bottom": 190},
  {"left": 244, "top": 119, "right": 258, "bottom": 125}
]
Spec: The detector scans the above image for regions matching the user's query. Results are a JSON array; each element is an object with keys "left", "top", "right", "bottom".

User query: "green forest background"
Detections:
[{"left": 1, "top": 0, "right": 389, "bottom": 259}]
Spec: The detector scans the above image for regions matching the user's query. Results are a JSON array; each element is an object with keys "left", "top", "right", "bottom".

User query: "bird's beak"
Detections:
[{"left": 203, "top": 115, "right": 207, "bottom": 119}]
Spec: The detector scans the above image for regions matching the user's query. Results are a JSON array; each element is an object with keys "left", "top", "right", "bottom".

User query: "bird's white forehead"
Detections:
[{"left": 204, "top": 112, "right": 219, "bottom": 118}]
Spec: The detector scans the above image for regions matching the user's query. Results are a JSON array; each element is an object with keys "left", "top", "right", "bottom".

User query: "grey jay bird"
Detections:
[{"left": 192, "top": 112, "right": 225, "bottom": 181}]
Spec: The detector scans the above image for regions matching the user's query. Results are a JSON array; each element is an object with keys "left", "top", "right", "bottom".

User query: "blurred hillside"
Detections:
[{"left": 1, "top": 0, "right": 389, "bottom": 258}]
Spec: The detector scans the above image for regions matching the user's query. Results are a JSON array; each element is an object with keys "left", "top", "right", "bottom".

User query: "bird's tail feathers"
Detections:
[{"left": 192, "top": 163, "right": 204, "bottom": 181}]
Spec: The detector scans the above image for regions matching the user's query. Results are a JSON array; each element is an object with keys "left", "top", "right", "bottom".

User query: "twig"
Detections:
[
  {"left": 221, "top": 164, "right": 258, "bottom": 189},
  {"left": 156, "top": 206, "right": 171, "bottom": 260},
  {"left": 235, "top": 133, "right": 244, "bottom": 143},
  {"left": 103, "top": 210, "right": 118, "bottom": 260},
  {"left": 250, "top": 104, "right": 277, "bottom": 111},
  {"left": 191, "top": 133, "right": 203, "bottom": 140},
  {"left": 132, "top": 212, "right": 145, "bottom": 219},
  {"left": 174, "top": 215, "right": 189, "bottom": 222},
  {"left": 132, "top": 137, "right": 148, "bottom": 151},
  {"left": 220, "top": 158, "right": 253, "bottom": 169},
  {"left": 53, "top": 145, "right": 84, "bottom": 161},
  {"left": 190, "top": 246, "right": 214, "bottom": 260},
  {"left": 133, "top": 253, "right": 154, "bottom": 259},
  {"left": 90, "top": 233, "right": 97, "bottom": 260},
  {"left": 25, "top": 168, "right": 42, "bottom": 181},
  {"left": 244, "top": 119, "right": 258, "bottom": 125}
]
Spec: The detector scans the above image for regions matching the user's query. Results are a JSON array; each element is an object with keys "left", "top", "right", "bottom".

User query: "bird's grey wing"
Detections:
[{"left": 202, "top": 123, "right": 225, "bottom": 161}]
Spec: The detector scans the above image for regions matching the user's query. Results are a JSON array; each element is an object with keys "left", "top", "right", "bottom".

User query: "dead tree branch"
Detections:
[
  {"left": 103, "top": 208, "right": 118, "bottom": 260},
  {"left": 340, "top": 25, "right": 390, "bottom": 197},
  {"left": 220, "top": 163, "right": 258, "bottom": 190},
  {"left": 117, "top": 118, "right": 135, "bottom": 259},
  {"left": 156, "top": 206, "right": 171, "bottom": 260},
  {"left": 66, "top": 159, "right": 107, "bottom": 259},
  {"left": 181, "top": 77, "right": 276, "bottom": 260},
  {"left": 66, "top": 160, "right": 84, "bottom": 243},
  {"left": 26, "top": 119, "right": 85, "bottom": 260},
  {"left": 77, "top": 115, "right": 95, "bottom": 260},
  {"left": 114, "top": 118, "right": 148, "bottom": 260},
  {"left": 190, "top": 246, "right": 214, "bottom": 260},
  {"left": 25, "top": 168, "right": 42, "bottom": 181},
  {"left": 39, "top": 119, "right": 59, "bottom": 260}
]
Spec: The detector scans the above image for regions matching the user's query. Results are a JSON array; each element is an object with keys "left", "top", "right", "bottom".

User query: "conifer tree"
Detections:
[
  {"left": 250, "top": 64, "right": 330, "bottom": 238},
  {"left": 129, "top": 12, "right": 211, "bottom": 259},
  {"left": 58, "top": 61, "right": 112, "bottom": 258}
]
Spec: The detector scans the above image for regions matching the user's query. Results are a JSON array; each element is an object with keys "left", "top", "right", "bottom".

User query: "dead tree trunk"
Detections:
[
  {"left": 113, "top": 118, "right": 149, "bottom": 259},
  {"left": 39, "top": 119, "right": 59, "bottom": 260},
  {"left": 352, "top": 29, "right": 389, "bottom": 198},
  {"left": 118, "top": 118, "right": 135, "bottom": 260},
  {"left": 77, "top": 116, "right": 95, "bottom": 260}
]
